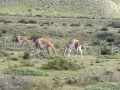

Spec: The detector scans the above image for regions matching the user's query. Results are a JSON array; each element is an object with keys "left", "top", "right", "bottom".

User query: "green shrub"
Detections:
[
  {"left": 53, "top": 77, "right": 63, "bottom": 87},
  {"left": 84, "top": 82, "right": 120, "bottom": 90},
  {"left": 66, "top": 77, "right": 79, "bottom": 84},
  {"left": 3, "top": 67, "right": 48, "bottom": 76},
  {"left": 42, "top": 58, "right": 82, "bottom": 70},
  {"left": 104, "top": 71, "right": 113, "bottom": 75},
  {"left": 23, "top": 52, "right": 30, "bottom": 59},
  {"left": 21, "top": 60, "right": 35, "bottom": 67}
]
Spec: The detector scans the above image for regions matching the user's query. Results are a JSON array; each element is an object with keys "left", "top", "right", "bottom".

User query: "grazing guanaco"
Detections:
[
  {"left": 34, "top": 38, "right": 58, "bottom": 59},
  {"left": 14, "top": 36, "right": 31, "bottom": 49},
  {"left": 62, "top": 39, "right": 83, "bottom": 58}
]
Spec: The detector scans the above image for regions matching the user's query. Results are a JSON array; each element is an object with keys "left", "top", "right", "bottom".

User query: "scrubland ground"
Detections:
[{"left": 0, "top": 15, "right": 120, "bottom": 90}]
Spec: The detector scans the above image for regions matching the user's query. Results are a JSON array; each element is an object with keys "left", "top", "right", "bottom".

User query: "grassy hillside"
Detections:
[{"left": 0, "top": 0, "right": 120, "bottom": 18}]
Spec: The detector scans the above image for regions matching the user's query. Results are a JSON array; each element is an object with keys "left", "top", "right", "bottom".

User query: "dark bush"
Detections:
[
  {"left": 0, "top": 19, "right": 5, "bottom": 22},
  {"left": 35, "top": 14, "right": 42, "bottom": 17},
  {"left": 118, "top": 30, "right": 120, "bottom": 33},
  {"left": 100, "top": 27, "right": 108, "bottom": 31},
  {"left": 40, "top": 22, "right": 50, "bottom": 26},
  {"left": 30, "top": 35, "right": 41, "bottom": 42},
  {"left": 114, "top": 36, "right": 120, "bottom": 46},
  {"left": 85, "top": 23, "right": 92, "bottom": 27},
  {"left": 96, "top": 32, "right": 113, "bottom": 40},
  {"left": 108, "top": 22, "right": 120, "bottom": 28},
  {"left": 92, "top": 40, "right": 101, "bottom": 45},
  {"left": 18, "top": 19, "right": 28, "bottom": 24},
  {"left": 2, "top": 29, "right": 6, "bottom": 33},
  {"left": 28, "top": 20, "right": 37, "bottom": 24},
  {"left": 70, "top": 23, "right": 80, "bottom": 26},
  {"left": 101, "top": 47, "right": 111, "bottom": 55},
  {"left": 4, "top": 20, "right": 13, "bottom": 23},
  {"left": 66, "top": 77, "right": 78, "bottom": 84},
  {"left": 106, "top": 38, "right": 114, "bottom": 42},
  {"left": 23, "top": 52, "right": 30, "bottom": 59},
  {"left": 62, "top": 23, "right": 67, "bottom": 26}
]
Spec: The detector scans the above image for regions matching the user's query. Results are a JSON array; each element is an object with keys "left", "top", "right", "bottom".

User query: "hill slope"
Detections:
[{"left": 0, "top": 0, "right": 120, "bottom": 18}]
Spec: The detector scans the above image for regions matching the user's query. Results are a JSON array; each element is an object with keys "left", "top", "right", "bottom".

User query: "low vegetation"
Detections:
[
  {"left": 0, "top": 15, "right": 120, "bottom": 90},
  {"left": 3, "top": 67, "right": 48, "bottom": 76},
  {"left": 84, "top": 82, "right": 120, "bottom": 90},
  {"left": 42, "top": 58, "right": 83, "bottom": 70}
]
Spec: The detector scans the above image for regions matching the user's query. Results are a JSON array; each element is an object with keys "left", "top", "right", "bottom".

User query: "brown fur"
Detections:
[
  {"left": 35, "top": 38, "right": 58, "bottom": 58},
  {"left": 15, "top": 36, "right": 30, "bottom": 48},
  {"left": 63, "top": 39, "right": 83, "bottom": 58}
]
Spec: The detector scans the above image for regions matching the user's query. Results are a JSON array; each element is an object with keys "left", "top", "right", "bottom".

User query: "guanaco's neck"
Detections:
[
  {"left": 51, "top": 45, "right": 57, "bottom": 54},
  {"left": 25, "top": 40, "right": 30, "bottom": 46}
]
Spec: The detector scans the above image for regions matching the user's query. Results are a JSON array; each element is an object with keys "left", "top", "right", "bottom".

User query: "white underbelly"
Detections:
[
  {"left": 68, "top": 43, "right": 75, "bottom": 48},
  {"left": 39, "top": 41, "right": 46, "bottom": 48},
  {"left": 48, "top": 47, "right": 52, "bottom": 50}
]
